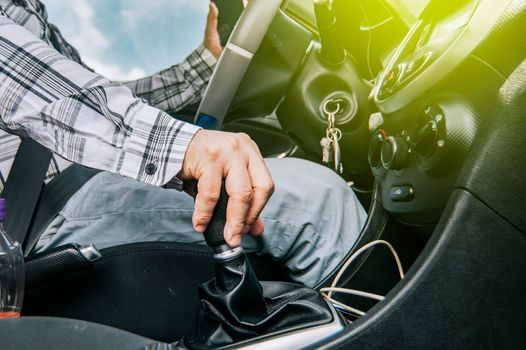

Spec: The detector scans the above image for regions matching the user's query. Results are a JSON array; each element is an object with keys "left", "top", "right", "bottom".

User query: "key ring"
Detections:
[
  {"left": 323, "top": 98, "right": 346, "bottom": 116},
  {"left": 323, "top": 100, "right": 341, "bottom": 116},
  {"left": 326, "top": 127, "right": 342, "bottom": 141}
]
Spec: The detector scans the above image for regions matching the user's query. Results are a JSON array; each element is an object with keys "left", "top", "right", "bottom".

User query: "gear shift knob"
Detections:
[{"left": 202, "top": 183, "right": 244, "bottom": 260}]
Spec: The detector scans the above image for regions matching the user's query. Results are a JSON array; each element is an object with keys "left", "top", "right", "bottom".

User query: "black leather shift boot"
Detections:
[{"left": 183, "top": 255, "right": 333, "bottom": 349}]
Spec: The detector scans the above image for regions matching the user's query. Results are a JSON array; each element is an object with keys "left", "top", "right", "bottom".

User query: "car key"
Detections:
[
  {"left": 320, "top": 136, "right": 332, "bottom": 165},
  {"left": 321, "top": 100, "right": 337, "bottom": 166},
  {"left": 331, "top": 129, "right": 343, "bottom": 174},
  {"left": 322, "top": 99, "right": 344, "bottom": 174}
]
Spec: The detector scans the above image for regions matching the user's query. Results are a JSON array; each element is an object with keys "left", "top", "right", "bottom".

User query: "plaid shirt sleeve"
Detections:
[
  {"left": 0, "top": 15, "right": 201, "bottom": 187},
  {"left": 124, "top": 45, "right": 217, "bottom": 114}
]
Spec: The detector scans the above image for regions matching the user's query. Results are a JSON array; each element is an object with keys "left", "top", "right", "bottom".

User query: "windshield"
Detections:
[{"left": 44, "top": 0, "right": 209, "bottom": 80}]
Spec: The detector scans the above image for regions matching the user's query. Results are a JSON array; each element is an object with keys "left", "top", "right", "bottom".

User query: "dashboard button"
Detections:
[{"left": 390, "top": 186, "right": 414, "bottom": 202}]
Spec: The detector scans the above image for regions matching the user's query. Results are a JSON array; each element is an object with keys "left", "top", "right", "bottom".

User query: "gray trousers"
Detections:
[{"left": 34, "top": 158, "right": 366, "bottom": 287}]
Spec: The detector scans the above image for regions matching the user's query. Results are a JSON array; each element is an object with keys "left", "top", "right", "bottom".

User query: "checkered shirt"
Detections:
[{"left": 0, "top": 0, "right": 216, "bottom": 192}]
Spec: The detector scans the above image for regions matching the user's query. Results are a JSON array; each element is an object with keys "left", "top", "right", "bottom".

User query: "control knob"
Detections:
[{"left": 381, "top": 136, "right": 409, "bottom": 170}]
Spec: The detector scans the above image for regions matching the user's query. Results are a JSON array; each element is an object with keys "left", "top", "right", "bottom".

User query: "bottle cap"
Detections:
[{"left": 0, "top": 198, "right": 5, "bottom": 221}]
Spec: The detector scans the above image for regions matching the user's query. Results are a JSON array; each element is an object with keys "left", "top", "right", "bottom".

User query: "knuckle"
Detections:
[
  {"left": 237, "top": 132, "right": 251, "bottom": 142},
  {"left": 229, "top": 221, "right": 246, "bottom": 232},
  {"left": 246, "top": 214, "right": 258, "bottom": 225},
  {"left": 231, "top": 185, "right": 253, "bottom": 203},
  {"left": 263, "top": 180, "right": 275, "bottom": 195},
  {"left": 201, "top": 192, "right": 220, "bottom": 205},
  {"left": 255, "top": 179, "right": 275, "bottom": 196},
  {"left": 206, "top": 145, "right": 221, "bottom": 160},
  {"left": 228, "top": 137, "right": 241, "bottom": 150},
  {"left": 196, "top": 214, "right": 212, "bottom": 225}
]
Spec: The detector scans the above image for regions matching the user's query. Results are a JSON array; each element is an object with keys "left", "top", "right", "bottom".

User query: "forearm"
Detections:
[
  {"left": 124, "top": 45, "right": 217, "bottom": 114},
  {"left": 0, "top": 15, "right": 200, "bottom": 186}
]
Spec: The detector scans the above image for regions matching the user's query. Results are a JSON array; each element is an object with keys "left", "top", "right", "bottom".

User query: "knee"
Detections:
[{"left": 264, "top": 158, "right": 349, "bottom": 191}]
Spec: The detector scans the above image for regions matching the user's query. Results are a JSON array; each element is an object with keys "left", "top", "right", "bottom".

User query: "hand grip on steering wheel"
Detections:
[{"left": 203, "top": 183, "right": 229, "bottom": 249}]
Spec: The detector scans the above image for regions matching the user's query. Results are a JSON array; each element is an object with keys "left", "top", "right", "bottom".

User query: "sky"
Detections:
[{"left": 44, "top": 0, "right": 210, "bottom": 80}]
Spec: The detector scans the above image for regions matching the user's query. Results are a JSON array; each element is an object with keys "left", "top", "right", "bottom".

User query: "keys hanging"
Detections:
[
  {"left": 320, "top": 99, "right": 344, "bottom": 174},
  {"left": 320, "top": 136, "right": 332, "bottom": 165},
  {"left": 330, "top": 128, "right": 343, "bottom": 174}
]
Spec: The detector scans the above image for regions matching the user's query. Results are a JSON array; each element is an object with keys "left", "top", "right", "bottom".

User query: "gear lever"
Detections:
[
  {"left": 181, "top": 184, "right": 343, "bottom": 349},
  {"left": 200, "top": 183, "right": 244, "bottom": 262}
]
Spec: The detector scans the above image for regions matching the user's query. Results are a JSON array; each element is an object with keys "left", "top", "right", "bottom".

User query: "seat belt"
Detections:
[
  {"left": 2, "top": 138, "right": 52, "bottom": 246},
  {"left": 23, "top": 163, "right": 99, "bottom": 255},
  {"left": 2, "top": 138, "right": 100, "bottom": 255}
]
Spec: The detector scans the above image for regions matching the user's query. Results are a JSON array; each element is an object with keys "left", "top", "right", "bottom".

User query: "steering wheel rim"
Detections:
[{"left": 194, "top": 0, "right": 282, "bottom": 129}]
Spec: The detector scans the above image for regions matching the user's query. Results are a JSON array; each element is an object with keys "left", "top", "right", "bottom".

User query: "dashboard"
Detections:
[
  {"left": 234, "top": 0, "right": 520, "bottom": 224},
  {"left": 368, "top": 0, "right": 519, "bottom": 222}
]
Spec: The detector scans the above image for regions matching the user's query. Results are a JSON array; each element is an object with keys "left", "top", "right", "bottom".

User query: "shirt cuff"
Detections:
[
  {"left": 193, "top": 44, "right": 218, "bottom": 70},
  {"left": 181, "top": 45, "right": 218, "bottom": 94},
  {"left": 119, "top": 103, "right": 201, "bottom": 187}
]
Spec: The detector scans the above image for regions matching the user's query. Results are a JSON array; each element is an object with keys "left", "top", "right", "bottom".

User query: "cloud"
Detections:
[
  {"left": 118, "top": 0, "right": 209, "bottom": 72},
  {"left": 121, "top": 0, "right": 208, "bottom": 29},
  {"left": 44, "top": 0, "right": 208, "bottom": 79},
  {"left": 45, "top": 0, "right": 110, "bottom": 54},
  {"left": 83, "top": 57, "right": 147, "bottom": 81},
  {"left": 44, "top": 0, "right": 145, "bottom": 80},
  {"left": 69, "top": 0, "right": 110, "bottom": 53},
  {"left": 123, "top": 0, "right": 208, "bottom": 15}
]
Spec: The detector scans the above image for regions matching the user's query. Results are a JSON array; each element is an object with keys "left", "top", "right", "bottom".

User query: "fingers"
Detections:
[
  {"left": 203, "top": 2, "right": 223, "bottom": 59},
  {"left": 181, "top": 130, "right": 274, "bottom": 247},
  {"left": 225, "top": 161, "right": 253, "bottom": 246},
  {"left": 250, "top": 218, "right": 265, "bottom": 236},
  {"left": 206, "top": 2, "right": 219, "bottom": 37},
  {"left": 193, "top": 166, "right": 222, "bottom": 233},
  {"left": 223, "top": 141, "right": 273, "bottom": 245},
  {"left": 245, "top": 142, "right": 274, "bottom": 228}
]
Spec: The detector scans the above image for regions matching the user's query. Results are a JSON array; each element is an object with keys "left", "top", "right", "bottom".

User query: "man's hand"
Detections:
[
  {"left": 179, "top": 130, "right": 274, "bottom": 247},
  {"left": 203, "top": 3, "right": 223, "bottom": 59}
]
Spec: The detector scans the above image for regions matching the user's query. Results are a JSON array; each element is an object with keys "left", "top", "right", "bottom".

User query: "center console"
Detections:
[{"left": 367, "top": 0, "right": 515, "bottom": 222}]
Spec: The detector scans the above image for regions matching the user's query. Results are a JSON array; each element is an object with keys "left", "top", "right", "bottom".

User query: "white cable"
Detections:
[
  {"left": 320, "top": 287, "right": 384, "bottom": 301},
  {"left": 322, "top": 295, "right": 366, "bottom": 317},
  {"left": 328, "top": 240, "right": 404, "bottom": 298},
  {"left": 321, "top": 240, "right": 405, "bottom": 318}
]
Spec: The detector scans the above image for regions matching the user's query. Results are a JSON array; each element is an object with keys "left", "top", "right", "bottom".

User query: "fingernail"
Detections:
[
  {"left": 242, "top": 225, "right": 250, "bottom": 234},
  {"left": 195, "top": 224, "right": 206, "bottom": 233},
  {"left": 229, "top": 234, "right": 241, "bottom": 247}
]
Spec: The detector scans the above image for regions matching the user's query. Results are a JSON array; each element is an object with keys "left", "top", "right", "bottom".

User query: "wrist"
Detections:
[{"left": 203, "top": 42, "right": 222, "bottom": 61}]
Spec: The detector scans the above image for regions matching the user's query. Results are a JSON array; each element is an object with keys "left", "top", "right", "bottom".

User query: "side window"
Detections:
[{"left": 44, "top": 0, "right": 209, "bottom": 80}]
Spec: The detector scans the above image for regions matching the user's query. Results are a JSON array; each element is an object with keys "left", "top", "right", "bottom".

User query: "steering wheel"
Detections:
[{"left": 194, "top": 0, "right": 282, "bottom": 129}]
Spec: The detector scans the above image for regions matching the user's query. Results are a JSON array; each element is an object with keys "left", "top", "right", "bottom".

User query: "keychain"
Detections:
[{"left": 320, "top": 99, "right": 344, "bottom": 174}]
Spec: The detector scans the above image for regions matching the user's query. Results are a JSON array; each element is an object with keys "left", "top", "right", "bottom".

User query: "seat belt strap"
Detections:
[
  {"left": 2, "top": 138, "right": 52, "bottom": 245},
  {"left": 23, "top": 164, "right": 99, "bottom": 255}
]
